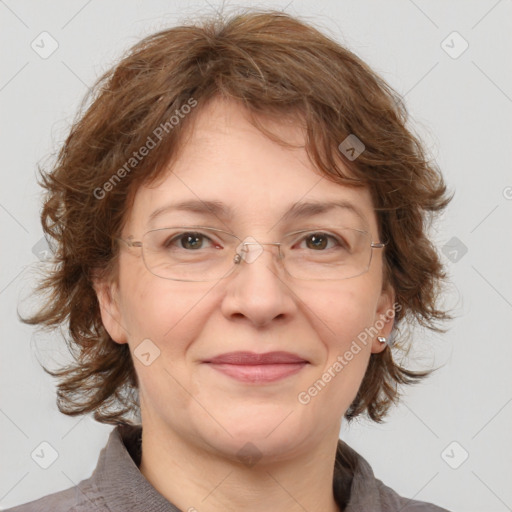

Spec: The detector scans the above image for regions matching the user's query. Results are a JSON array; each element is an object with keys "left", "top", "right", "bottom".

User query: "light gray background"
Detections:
[{"left": 1, "top": 1, "right": 511, "bottom": 510}]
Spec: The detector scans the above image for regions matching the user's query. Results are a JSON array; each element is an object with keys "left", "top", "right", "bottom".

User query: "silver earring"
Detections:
[{"left": 377, "top": 336, "right": 387, "bottom": 344}]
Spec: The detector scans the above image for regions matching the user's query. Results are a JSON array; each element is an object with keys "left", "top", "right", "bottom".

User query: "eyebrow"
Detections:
[{"left": 147, "top": 199, "right": 368, "bottom": 227}]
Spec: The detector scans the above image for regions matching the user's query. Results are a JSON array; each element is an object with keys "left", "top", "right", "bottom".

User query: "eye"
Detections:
[
  {"left": 298, "top": 232, "right": 347, "bottom": 251},
  {"left": 165, "top": 231, "right": 218, "bottom": 251}
]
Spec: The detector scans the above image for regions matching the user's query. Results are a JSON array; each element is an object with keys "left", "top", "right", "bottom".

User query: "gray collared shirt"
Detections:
[{"left": 5, "top": 425, "right": 451, "bottom": 511}]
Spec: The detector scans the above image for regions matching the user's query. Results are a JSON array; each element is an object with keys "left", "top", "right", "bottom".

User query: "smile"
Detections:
[
  {"left": 205, "top": 362, "right": 308, "bottom": 383},
  {"left": 202, "top": 350, "right": 310, "bottom": 383}
]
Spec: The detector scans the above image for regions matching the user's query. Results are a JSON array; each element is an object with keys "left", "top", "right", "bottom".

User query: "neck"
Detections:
[{"left": 138, "top": 420, "right": 343, "bottom": 512}]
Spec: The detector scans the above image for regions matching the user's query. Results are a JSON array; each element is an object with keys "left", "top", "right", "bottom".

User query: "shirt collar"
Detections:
[
  {"left": 92, "top": 424, "right": 180, "bottom": 512},
  {"left": 90, "top": 424, "right": 381, "bottom": 511}
]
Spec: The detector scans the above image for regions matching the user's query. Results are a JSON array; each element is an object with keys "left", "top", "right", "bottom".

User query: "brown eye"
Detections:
[
  {"left": 306, "top": 233, "right": 328, "bottom": 250},
  {"left": 179, "top": 233, "right": 205, "bottom": 250},
  {"left": 301, "top": 233, "right": 344, "bottom": 251},
  {"left": 164, "top": 232, "right": 212, "bottom": 250}
]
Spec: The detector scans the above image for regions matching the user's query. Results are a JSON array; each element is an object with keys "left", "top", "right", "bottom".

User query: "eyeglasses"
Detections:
[{"left": 117, "top": 225, "right": 387, "bottom": 282}]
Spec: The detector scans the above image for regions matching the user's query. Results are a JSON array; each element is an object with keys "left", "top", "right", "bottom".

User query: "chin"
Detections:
[{"left": 199, "top": 418, "right": 312, "bottom": 465}]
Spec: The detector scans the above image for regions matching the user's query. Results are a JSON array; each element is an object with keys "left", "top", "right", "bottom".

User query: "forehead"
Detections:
[{"left": 126, "top": 97, "right": 377, "bottom": 235}]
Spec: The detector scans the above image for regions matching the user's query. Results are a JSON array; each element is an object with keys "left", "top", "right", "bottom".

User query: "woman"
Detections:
[{"left": 9, "top": 9, "right": 454, "bottom": 512}]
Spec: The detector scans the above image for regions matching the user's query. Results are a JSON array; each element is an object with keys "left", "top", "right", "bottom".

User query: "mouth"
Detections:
[{"left": 202, "top": 351, "right": 309, "bottom": 383}]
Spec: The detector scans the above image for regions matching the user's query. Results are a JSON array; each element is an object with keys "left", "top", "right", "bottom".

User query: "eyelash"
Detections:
[{"left": 165, "top": 231, "right": 347, "bottom": 251}]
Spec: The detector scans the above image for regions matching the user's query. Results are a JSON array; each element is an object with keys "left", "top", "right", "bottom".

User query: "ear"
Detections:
[
  {"left": 92, "top": 275, "right": 128, "bottom": 345},
  {"left": 371, "top": 284, "right": 396, "bottom": 354}
]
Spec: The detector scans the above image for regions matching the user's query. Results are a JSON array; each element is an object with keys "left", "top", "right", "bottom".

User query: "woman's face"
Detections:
[{"left": 96, "top": 96, "right": 394, "bottom": 461}]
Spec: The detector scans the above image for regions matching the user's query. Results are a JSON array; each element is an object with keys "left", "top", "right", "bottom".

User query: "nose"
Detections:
[
  {"left": 221, "top": 238, "right": 296, "bottom": 327},
  {"left": 234, "top": 238, "right": 282, "bottom": 266}
]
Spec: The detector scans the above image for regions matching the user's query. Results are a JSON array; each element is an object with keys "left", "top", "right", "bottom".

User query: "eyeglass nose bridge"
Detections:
[{"left": 233, "top": 237, "right": 283, "bottom": 265}]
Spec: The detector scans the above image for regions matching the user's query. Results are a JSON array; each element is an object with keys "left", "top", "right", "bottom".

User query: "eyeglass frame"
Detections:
[{"left": 116, "top": 225, "right": 389, "bottom": 282}]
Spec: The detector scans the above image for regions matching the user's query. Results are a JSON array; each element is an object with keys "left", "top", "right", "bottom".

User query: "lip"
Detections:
[
  {"left": 203, "top": 351, "right": 308, "bottom": 365},
  {"left": 203, "top": 351, "right": 309, "bottom": 383}
]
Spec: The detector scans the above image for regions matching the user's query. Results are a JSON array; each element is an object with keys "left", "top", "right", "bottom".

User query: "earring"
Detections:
[{"left": 377, "top": 336, "right": 387, "bottom": 344}]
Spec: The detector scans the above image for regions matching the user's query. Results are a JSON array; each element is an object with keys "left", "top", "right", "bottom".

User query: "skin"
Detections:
[{"left": 95, "top": 96, "right": 395, "bottom": 512}]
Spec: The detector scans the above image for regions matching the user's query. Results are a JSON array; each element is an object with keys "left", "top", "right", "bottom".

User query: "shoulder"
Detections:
[
  {"left": 374, "top": 478, "right": 451, "bottom": 511},
  {"left": 1, "top": 426, "right": 130, "bottom": 512},
  {"left": 3, "top": 424, "right": 145, "bottom": 512},
  {"left": 337, "top": 439, "right": 452, "bottom": 512},
  {"left": 1, "top": 480, "right": 108, "bottom": 512}
]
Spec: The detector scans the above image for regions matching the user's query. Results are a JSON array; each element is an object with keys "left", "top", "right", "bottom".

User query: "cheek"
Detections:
[
  {"left": 116, "top": 256, "right": 197, "bottom": 350},
  {"left": 309, "top": 283, "right": 378, "bottom": 350},
  {"left": 120, "top": 266, "right": 215, "bottom": 367},
  {"left": 306, "top": 282, "right": 378, "bottom": 404},
  {"left": 295, "top": 289, "right": 377, "bottom": 425}
]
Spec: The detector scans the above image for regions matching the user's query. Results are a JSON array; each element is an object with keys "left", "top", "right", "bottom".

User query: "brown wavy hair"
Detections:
[{"left": 22, "top": 8, "right": 454, "bottom": 431}]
